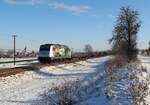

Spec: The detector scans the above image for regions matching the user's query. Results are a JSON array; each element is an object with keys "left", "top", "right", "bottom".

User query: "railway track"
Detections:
[
  {"left": 0, "top": 57, "right": 84, "bottom": 77},
  {"left": 0, "top": 53, "right": 109, "bottom": 77},
  {"left": 0, "top": 58, "right": 37, "bottom": 64}
]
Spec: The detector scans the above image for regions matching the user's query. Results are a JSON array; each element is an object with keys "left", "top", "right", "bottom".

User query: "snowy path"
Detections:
[{"left": 0, "top": 57, "right": 109, "bottom": 105}]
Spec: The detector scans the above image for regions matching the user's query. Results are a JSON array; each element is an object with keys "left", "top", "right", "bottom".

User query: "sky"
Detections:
[{"left": 0, "top": 0, "right": 150, "bottom": 51}]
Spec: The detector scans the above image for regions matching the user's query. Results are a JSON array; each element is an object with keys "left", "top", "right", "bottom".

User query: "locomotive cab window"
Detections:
[{"left": 40, "top": 45, "right": 50, "bottom": 51}]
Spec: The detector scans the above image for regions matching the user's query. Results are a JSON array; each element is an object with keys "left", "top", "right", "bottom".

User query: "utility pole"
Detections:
[
  {"left": 149, "top": 41, "right": 150, "bottom": 50},
  {"left": 12, "top": 35, "right": 17, "bottom": 65}
]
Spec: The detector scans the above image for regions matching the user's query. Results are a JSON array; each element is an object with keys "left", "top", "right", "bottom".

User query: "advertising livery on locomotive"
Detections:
[{"left": 38, "top": 44, "right": 72, "bottom": 62}]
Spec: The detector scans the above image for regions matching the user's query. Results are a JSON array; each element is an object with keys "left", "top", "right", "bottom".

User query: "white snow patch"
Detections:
[
  {"left": 139, "top": 55, "right": 150, "bottom": 105},
  {"left": 0, "top": 56, "right": 110, "bottom": 105},
  {"left": 0, "top": 58, "right": 38, "bottom": 69}
]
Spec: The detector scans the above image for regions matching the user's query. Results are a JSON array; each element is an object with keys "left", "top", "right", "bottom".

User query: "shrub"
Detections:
[
  {"left": 106, "top": 55, "right": 127, "bottom": 76},
  {"left": 129, "top": 80, "right": 149, "bottom": 105},
  {"left": 48, "top": 80, "right": 81, "bottom": 105}
]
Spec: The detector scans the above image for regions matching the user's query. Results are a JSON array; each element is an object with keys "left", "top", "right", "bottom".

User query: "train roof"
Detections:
[{"left": 40, "top": 44, "right": 69, "bottom": 47}]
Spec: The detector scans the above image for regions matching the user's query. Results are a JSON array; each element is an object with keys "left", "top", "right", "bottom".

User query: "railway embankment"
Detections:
[{"left": 0, "top": 54, "right": 107, "bottom": 77}]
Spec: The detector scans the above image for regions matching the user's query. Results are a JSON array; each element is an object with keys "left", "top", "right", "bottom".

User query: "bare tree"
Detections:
[
  {"left": 84, "top": 44, "right": 93, "bottom": 53},
  {"left": 109, "top": 6, "right": 141, "bottom": 62},
  {"left": 149, "top": 41, "right": 150, "bottom": 54}
]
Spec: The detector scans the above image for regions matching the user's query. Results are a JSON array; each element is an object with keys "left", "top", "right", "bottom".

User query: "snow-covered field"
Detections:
[
  {"left": 0, "top": 57, "right": 37, "bottom": 62},
  {"left": 0, "top": 56, "right": 110, "bottom": 105},
  {"left": 0, "top": 58, "right": 38, "bottom": 69},
  {"left": 0, "top": 56, "right": 150, "bottom": 105}
]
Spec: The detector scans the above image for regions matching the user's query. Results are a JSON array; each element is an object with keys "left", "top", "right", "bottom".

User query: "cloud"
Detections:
[
  {"left": 48, "top": 2, "right": 90, "bottom": 14},
  {"left": 4, "top": 0, "right": 45, "bottom": 5},
  {"left": 4, "top": 0, "right": 90, "bottom": 14}
]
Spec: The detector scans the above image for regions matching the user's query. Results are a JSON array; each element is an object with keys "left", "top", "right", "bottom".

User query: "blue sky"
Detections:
[{"left": 0, "top": 0, "right": 150, "bottom": 51}]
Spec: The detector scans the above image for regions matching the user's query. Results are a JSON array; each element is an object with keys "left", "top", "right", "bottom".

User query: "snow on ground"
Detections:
[
  {"left": 0, "top": 61, "right": 38, "bottom": 69},
  {"left": 0, "top": 56, "right": 110, "bottom": 105},
  {"left": 139, "top": 55, "right": 150, "bottom": 71},
  {"left": 0, "top": 58, "right": 38, "bottom": 69},
  {"left": 0, "top": 57, "right": 37, "bottom": 62},
  {"left": 139, "top": 55, "right": 150, "bottom": 104},
  {"left": 76, "top": 56, "right": 150, "bottom": 105},
  {"left": 0, "top": 56, "right": 149, "bottom": 105}
]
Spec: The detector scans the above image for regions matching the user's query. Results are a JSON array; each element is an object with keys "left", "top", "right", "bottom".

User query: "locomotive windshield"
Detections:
[{"left": 40, "top": 45, "right": 50, "bottom": 51}]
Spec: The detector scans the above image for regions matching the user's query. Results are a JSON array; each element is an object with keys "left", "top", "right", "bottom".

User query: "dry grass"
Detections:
[
  {"left": 129, "top": 81, "right": 149, "bottom": 105},
  {"left": 47, "top": 80, "right": 82, "bottom": 105},
  {"left": 128, "top": 65, "right": 150, "bottom": 105},
  {"left": 106, "top": 55, "right": 127, "bottom": 75},
  {"left": 105, "top": 55, "right": 150, "bottom": 105},
  {"left": 44, "top": 72, "right": 105, "bottom": 105}
]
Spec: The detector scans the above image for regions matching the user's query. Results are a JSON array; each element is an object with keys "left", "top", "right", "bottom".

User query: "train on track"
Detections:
[
  {"left": 38, "top": 44, "right": 72, "bottom": 63},
  {"left": 38, "top": 43, "right": 111, "bottom": 63}
]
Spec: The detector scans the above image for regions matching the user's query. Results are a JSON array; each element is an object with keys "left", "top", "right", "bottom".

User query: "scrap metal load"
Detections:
[{"left": 38, "top": 44, "right": 72, "bottom": 63}]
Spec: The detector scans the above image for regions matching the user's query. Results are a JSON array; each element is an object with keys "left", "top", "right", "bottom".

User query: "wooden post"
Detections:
[{"left": 12, "top": 35, "right": 17, "bottom": 65}]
